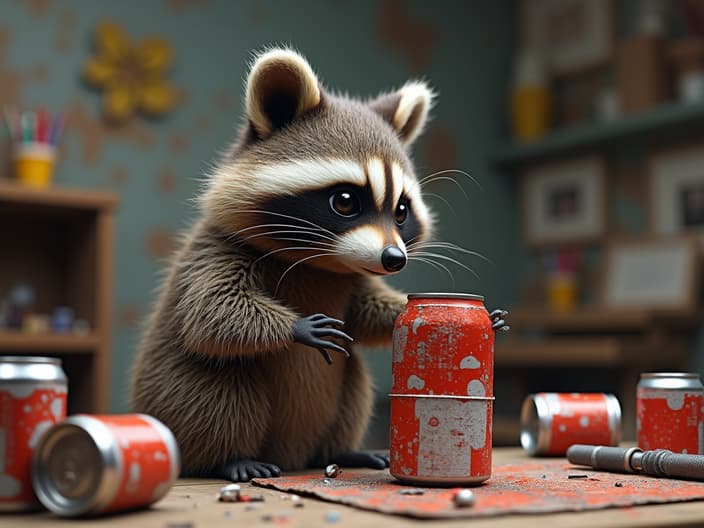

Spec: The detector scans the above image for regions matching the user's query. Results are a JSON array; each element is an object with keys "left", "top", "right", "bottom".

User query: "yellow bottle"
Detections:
[{"left": 510, "top": 50, "right": 551, "bottom": 142}]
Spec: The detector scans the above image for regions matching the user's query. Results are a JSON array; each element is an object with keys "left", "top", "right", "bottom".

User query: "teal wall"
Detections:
[{"left": 0, "top": 1, "right": 518, "bottom": 423}]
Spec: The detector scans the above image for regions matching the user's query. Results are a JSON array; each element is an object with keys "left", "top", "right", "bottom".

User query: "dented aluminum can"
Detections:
[
  {"left": 390, "top": 293, "right": 494, "bottom": 486},
  {"left": 0, "top": 356, "right": 67, "bottom": 511},
  {"left": 32, "top": 414, "right": 180, "bottom": 516},
  {"left": 637, "top": 372, "right": 704, "bottom": 454},
  {"left": 520, "top": 393, "right": 621, "bottom": 456}
]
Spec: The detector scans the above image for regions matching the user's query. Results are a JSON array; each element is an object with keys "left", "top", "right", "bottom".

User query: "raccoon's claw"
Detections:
[
  {"left": 217, "top": 459, "right": 281, "bottom": 482},
  {"left": 332, "top": 451, "right": 390, "bottom": 470},
  {"left": 489, "top": 309, "right": 510, "bottom": 332},
  {"left": 293, "top": 313, "right": 353, "bottom": 364}
]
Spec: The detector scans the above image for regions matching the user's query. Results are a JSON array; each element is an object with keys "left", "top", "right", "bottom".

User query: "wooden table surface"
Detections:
[{"left": 6, "top": 448, "right": 704, "bottom": 528}]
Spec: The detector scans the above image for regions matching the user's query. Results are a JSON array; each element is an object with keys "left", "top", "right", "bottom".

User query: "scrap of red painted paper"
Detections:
[{"left": 252, "top": 460, "right": 704, "bottom": 519}]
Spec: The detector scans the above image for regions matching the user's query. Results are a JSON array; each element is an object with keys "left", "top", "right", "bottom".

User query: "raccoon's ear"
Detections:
[
  {"left": 369, "top": 81, "right": 434, "bottom": 146},
  {"left": 245, "top": 48, "right": 322, "bottom": 139}
]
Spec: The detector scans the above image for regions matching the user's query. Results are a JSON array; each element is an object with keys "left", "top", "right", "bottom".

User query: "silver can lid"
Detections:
[
  {"left": 639, "top": 372, "right": 703, "bottom": 390},
  {"left": 407, "top": 293, "right": 485, "bottom": 301},
  {"left": 32, "top": 416, "right": 120, "bottom": 516},
  {"left": 0, "top": 356, "right": 61, "bottom": 365}
]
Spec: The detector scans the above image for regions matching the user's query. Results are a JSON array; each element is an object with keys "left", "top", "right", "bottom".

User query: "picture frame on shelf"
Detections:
[
  {"left": 600, "top": 237, "right": 699, "bottom": 313},
  {"left": 521, "top": 156, "right": 607, "bottom": 246},
  {"left": 650, "top": 144, "right": 704, "bottom": 247},
  {"left": 520, "top": 0, "right": 614, "bottom": 76}
]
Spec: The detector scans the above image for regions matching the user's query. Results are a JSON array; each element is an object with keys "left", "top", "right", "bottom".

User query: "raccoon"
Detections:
[{"left": 130, "top": 48, "right": 506, "bottom": 482}]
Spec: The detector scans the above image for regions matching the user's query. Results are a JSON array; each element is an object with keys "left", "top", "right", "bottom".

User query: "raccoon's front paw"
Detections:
[
  {"left": 489, "top": 309, "right": 510, "bottom": 332},
  {"left": 217, "top": 459, "right": 281, "bottom": 482},
  {"left": 292, "top": 313, "right": 353, "bottom": 364},
  {"left": 332, "top": 451, "right": 390, "bottom": 470}
]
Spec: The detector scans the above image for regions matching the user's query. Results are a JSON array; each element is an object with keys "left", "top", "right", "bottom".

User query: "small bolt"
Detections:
[
  {"left": 567, "top": 474, "right": 588, "bottom": 479},
  {"left": 615, "top": 481, "right": 624, "bottom": 487},
  {"left": 324, "top": 464, "right": 341, "bottom": 478},
  {"left": 322, "top": 478, "right": 332, "bottom": 484},
  {"left": 399, "top": 488, "right": 424, "bottom": 495},
  {"left": 217, "top": 483, "right": 241, "bottom": 502},
  {"left": 453, "top": 489, "right": 475, "bottom": 507}
]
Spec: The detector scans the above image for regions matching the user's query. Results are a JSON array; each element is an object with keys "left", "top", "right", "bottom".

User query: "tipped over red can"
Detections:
[
  {"left": 32, "top": 414, "right": 180, "bottom": 516},
  {"left": 520, "top": 393, "right": 622, "bottom": 456},
  {"left": 390, "top": 293, "right": 494, "bottom": 486}
]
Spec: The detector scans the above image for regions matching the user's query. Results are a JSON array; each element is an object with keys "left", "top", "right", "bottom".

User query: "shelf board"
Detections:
[
  {"left": 507, "top": 307, "right": 702, "bottom": 332},
  {"left": 492, "top": 101, "right": 704, "bottom": 168},
  {"left": 0, "top": 331, "right": 100, "bottom": 352},
  {"left": 496, "top": 337, "right": 627, "bottom": 367},
  {"left": 0, "top": 181, "right": 118, "bottom": 211}
]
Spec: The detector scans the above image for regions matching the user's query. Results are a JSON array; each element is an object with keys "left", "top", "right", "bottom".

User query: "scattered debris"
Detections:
[
  {"left": 191, "top": 502, "right": 199, "bottom": 509},
  {"left": 217, "top": 484, "right": 241, "bottom": 502},
  {"left": 261, "top": 514, "right": 274, "bottom": 522},
  {"left": 244, "top": 503, "right": 262, "bottom": 511},
  {"left": 324, "top": 510, "right": 341, "bottom": 523},
  {"left": 322, "top": 478, "right": 332, "bottom": 484},
  {"left": 399, "top": 488, "right": 425, "bottom": 495},
  {"left": 541, "top": 474, "right": 547, "bottom": 479},
  {"left": 567, "top": 474, "right": 589, "bottom": 479},
  {"left": 239, "top": 494, "right": 265, "bottom": 502},
  {"left": 291, "top": 495, "right": 304, "bottom": 508},
  {"left": 453, "top": 489, "right": 476, "bottom": 508},
  {"left": 325, "top": 464, "right": 342, "bottom": 478},
  {"left": 615, "top": 481, "right": 624, "bottom": 487},
  {"left": 224, "top": 511, "right": 235, "bottom": 518},
  {"left": 166, "top": 523, "right": 194, "bottom": 528}
]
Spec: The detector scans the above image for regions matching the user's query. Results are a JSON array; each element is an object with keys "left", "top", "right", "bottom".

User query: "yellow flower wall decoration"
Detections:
[{"left": 83, "top": 21, "right": 176, "bottom": 124}]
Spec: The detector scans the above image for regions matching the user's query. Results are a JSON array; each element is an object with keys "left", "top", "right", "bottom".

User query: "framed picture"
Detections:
[
  {"left": 601, "top": 237, "right": 699, "bottom": 313},
  {"left": 520, "top": 0, "right": 614, "bottom": 75},
  {"left": 650, "top": 144, "right": 704, "bottom": 247},
  {"left": 522, "top": 156, "right": 606, "bottom": 246}
]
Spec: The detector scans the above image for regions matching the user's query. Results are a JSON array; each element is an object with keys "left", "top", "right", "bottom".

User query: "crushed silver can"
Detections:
[
  {"left": 520, "top": 393, "right": 621, "bottom": 456},
  {"left": 637, "top": 372, "right": 704, "bottom": 454},
  {"left": 32, "top": 414, "right": 180, "bottom": 516},
  {"left": 0, "top": 356, "right": 67, "bottom": 511}
]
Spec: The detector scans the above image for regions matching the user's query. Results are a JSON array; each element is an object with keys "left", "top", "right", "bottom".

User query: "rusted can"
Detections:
[
  {"left": 520, "top": 393, "right": 621, "bottom": 456},
  {"left": 637, "top": 372, "right": 704, "bottom": 454},
  {"left": 32, "top": 414, "right": 180, "bottom": 516},
  {"left": 0, "top": 356, "right": 67, "bottom": 511},
  {"left": 390, "top": 293, "right": 494, "bottom": 486}
]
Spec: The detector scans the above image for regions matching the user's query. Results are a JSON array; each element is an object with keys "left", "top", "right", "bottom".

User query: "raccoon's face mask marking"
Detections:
[{"left": 254, "top": 157, "right": 428, "bottom": 276}]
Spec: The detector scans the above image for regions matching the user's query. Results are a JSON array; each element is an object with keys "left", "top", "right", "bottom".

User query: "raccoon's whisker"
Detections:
[
  {"left": 411, "top": 251, "right": 480, "bottom": 280},
  {"left": 235, "top": 209, "right": 338, "bottom": 237},
  {"left": 408, "top": 256, "right": 456, "bottom": 288},
  {"left": 422, "top": 192, "right": 456, "bottom": 216},
  {"left": 235, "top": 222, "right": 331, "bottom": 237},
  {"left": 418, "top": 176, "right": 469, "bottom": 200},
  {"left": 275, "top": 252, "right": 339, "bottom": 295},
  {"left": 407, "top": 242, "right": 493, "bottom": 264},
  {"left": 253, "top": 246, "right": 341, "bottom": 266},
  {"left": 266, "top": 236, "right": 338, "bottom": 249},
  {"left": 419, "top": 168, "right": 482, "bottom": 191},
  {"left": 240, "top": 229, "right": 339, "bottom": 245}
]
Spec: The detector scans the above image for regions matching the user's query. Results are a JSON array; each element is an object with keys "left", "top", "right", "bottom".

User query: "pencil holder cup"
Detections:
[{"left": 13, "top": 142, "right": 56, "bottom": 189}]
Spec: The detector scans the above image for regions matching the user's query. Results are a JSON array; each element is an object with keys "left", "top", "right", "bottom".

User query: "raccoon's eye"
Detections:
[
  {"left": 330, "top": 190, "right": 361, "bottom": 217},
  {"left": 395, "top": 201, "right": 409, "bottom": 225}
]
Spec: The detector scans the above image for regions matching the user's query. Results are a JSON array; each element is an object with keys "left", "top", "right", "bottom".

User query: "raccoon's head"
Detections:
[{"left": 202, "top": 48, "right": 434, "bottom": 276}]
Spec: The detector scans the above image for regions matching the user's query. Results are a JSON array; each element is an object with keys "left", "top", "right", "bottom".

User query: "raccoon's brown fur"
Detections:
[{"left": 129, "top": 48, "right": 434, "bottom": 478}]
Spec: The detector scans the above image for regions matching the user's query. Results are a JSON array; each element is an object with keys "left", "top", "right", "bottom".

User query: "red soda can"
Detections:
[
  {"left": 390, "top": 293, "right": 494, "bottom": 486},
  {"left": 0, "top": 356, "right": 67, "bottom": 511},
  {"left": 31, "top": 414, "right": 180, "bottom": 516},
  {"left": 520, "top": 393, "right": 622, "bottom": 456},
  {"left": 637, "top": 372, "right": 704, "bottom": 454}
]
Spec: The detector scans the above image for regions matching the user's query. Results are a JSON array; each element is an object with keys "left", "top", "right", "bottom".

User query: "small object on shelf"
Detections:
[
  {"left": 616, "top": 35, "right": 669, "bottom": 114},
  {"left": 23, "top": 314, "right": 49, "bottom": 334},
  {"left": 545, "top": 247, "right": 582, "bottom": 312},
  {"left": 50, "top": 306, "right": 74, "bottom": 334},
  {"left": 6, "top": 283, "right": 34, "bottom": 329},
  {"left": 510, "top": 49, "right": 550, "bottom": 142},
  {"left": 4, "top": 108, "right": 66, "bottom": 189},
  {"left": 217, "top": 483, "right": 241, "bottom": 502},
  {"left": 0, "top": 356, "right": 67, "bottom": 512},
  {"left": 71, "top": 318, "right": 91, "bottom": 336},
  {"left": 324, "top": 463, "right": 341, "bottom": 478},
  {"left": 32, "top": 414, "right": 180, "bottom": 516},
  {"left": 670, "top": 37, "right": 704, "bottom": 103}
]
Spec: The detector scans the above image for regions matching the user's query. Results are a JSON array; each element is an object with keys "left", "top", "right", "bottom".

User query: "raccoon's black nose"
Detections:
[{"left": 381, "top": 246, "right": 407, "bottom": 272}]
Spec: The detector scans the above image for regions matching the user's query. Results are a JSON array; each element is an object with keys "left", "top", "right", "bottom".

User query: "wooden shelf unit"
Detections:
[{"left": 0, "top": 181, "right": 118, "bottom": 413}]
